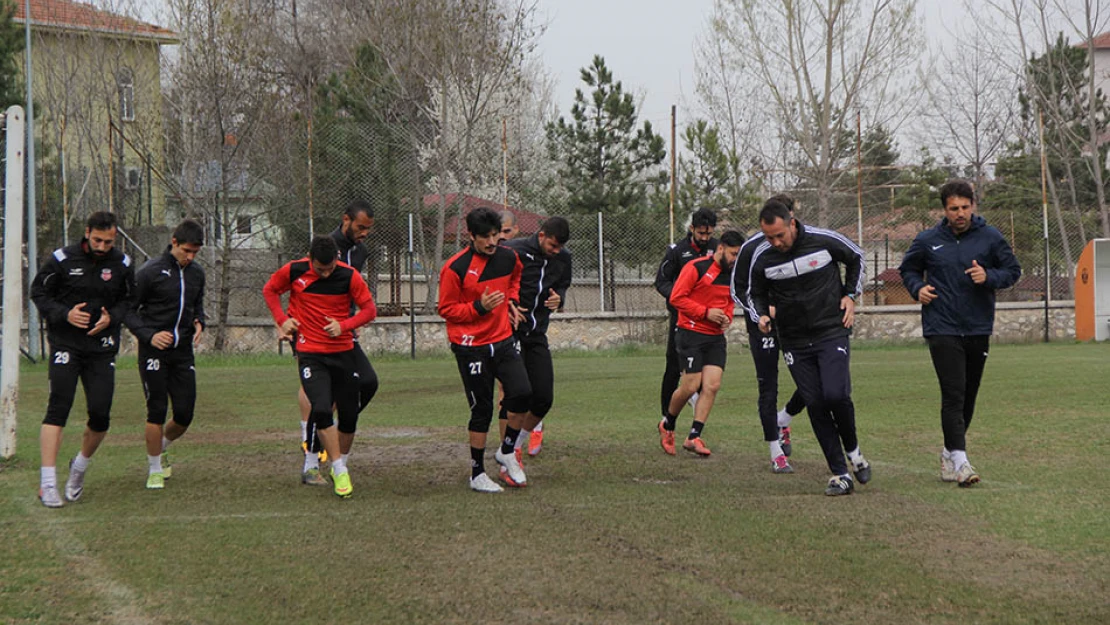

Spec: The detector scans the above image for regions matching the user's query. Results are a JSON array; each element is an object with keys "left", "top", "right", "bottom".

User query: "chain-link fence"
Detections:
[{"left": 17, "top": 114, "right": 1099, "bottom": 353}]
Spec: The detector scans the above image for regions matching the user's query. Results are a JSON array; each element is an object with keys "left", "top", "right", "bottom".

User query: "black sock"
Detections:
[
  {"left": 470, "top": 446, "right": 485, "bottom": 479},
  {"left": 688, "top": 421, "right": 705, "bottom": 440},
  {"left": 501, "top": 426, "right": 520, "bottom": 455},
  {"left": 663, "top": 413, "right": 678, "bottom": 431}
]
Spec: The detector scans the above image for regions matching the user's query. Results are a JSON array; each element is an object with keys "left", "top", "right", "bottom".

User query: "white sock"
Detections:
[
  {"left": 777, "top": 408, "right": 793, "bottom": 428},
  {"left": 846, "top": 447, "right": 863, "bottom": 466},
  {"left": 514, "top": 431, "right": 528, "bottom": 450},
  {"left": 300, "top": 421, "right": 308, "bottom": 440},
  {"left": 533, "top": 421, "right": 543, "bottom": 434},
  {"left": 41, "top": 466, "right": 57, "bottom": 489},
  {"left": 769, "top": 440, "right": 784, "bottom": 460},
  {"left": 942, "top": 447, "right": 952, "bottom": 460},
  {"left": 148, "top": 454, "right": 163, "bottom": 474},
  {"left": 71, "top": 453, "right": 91, "bottom": 473},
  {"left": 951, "top": 450, "right": 968, "bottom": 469},
  {"left": 331, "top": 457, "right": 348, "bottom": 476},
  {"left": 303, "top": 453, "right": 319, "bottom": 472},
  {"left": 161, "top": 437, "right": 172, "bottom": 453},
  {"left": 687, "top": 392, "right": 699, "bottom": 409},
  {"left": 341, "top": 453, "right": 350, "bottom": 464}
]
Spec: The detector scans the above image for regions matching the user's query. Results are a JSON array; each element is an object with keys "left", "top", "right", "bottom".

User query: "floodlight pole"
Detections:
[
  {"left": 24, "top": 0, "right": 40, "bottom": 359},
  {"left": 2, "top": 106, "right": 27, "bottom": 459}
]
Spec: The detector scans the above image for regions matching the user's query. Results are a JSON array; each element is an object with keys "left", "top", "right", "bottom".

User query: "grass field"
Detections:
[{"left": 0, "top": 342, "right": 1107, "bottom": 624}]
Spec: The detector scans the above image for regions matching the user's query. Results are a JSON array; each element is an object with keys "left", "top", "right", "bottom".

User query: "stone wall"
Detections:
[{"left": 10, "top": 302, "right": 1077, "bottom": 357}]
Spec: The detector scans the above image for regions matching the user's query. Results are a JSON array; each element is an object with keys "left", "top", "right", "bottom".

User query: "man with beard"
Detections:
[
  {"left": 296, "top": 201, "right": 380, "bottom": 486},
  {"left": 659, "top": 230, "right": 744, "bottom": 457},
  {"left": 32, "top": 211, "right": 136, "bottom": 507}
]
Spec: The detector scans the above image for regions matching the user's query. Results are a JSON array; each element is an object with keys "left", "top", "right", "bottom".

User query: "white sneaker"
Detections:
[
  {"left": 65, "top": 461, "right": 86, "bottom": 502},
  {"left": 940, "top": 451, "right": 957, "bottom": 482},
  {"left": 39, "top": 485, "right": 64, "bottom": 508},
  {"left": 494, "top": 448, "right": 527, "bottom": 486},
  {"left": 955, "top": 462, "right": 980, "bottom": 488},
  {"left": 469, "top": 473, "right": 503, "bottom": 493}
]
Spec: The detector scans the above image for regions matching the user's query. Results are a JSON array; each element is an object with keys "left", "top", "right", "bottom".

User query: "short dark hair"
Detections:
[
  {"left": 86, "top": 211, "right": 117, "bottom": 231},
  {"left": 466, "top": 207, "right": 501, "bottom": 237},
  {"left": 719, "top": 230, "right": 744, "bottom": 247},
  {"left": 690, "top": 207, "right": 718, "bottom": 229},
  {"left": 172, "top": 219, "right": 205, "bottom": 246},
  {"left": 939, "top": 180, "right": 976, "bottom": 207},
  {"left": 539, "top": 216, "right": 570, "bottom": 244},
  {"left": 759, "top": 200, "right": 792, "bottom": 225},
  {"left": 310, "top": 235, "right": 338, "bottom": 265},
  {"left": 344, "top": 199, "right": 374, "bottom": 220},
  {"left": 767, "top": 194, "right": 795, "bottom": 213}
]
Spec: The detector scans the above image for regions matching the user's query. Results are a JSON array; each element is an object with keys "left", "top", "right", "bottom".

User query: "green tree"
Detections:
[
  {"left": 0, "top": 0, "right": 23, "bottom": 108},
  {"left": 546, "top": 55, "right": 667, "bottom": 306},
  {"left": 677, "top": 119, "right": 753, "bottom": 217}
]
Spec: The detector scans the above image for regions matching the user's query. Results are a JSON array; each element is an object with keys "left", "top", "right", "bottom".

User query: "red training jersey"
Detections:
[
  {"left": 669, "top": 256, "right": 734, "bottom": 336},
  {"left": 263, "top": 258, "right": 376, "bottom": 354},
  {"left": 438, "top": 245, "right": 521, "bottom": 347}
]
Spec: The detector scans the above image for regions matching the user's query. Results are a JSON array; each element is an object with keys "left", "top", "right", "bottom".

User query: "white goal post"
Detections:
[{"left": 1, "top": 105, "right": 26, "bottom": 459}]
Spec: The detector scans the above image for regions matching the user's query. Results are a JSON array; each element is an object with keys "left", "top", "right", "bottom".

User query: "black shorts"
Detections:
[
  {"left": 43, "top": 345, "right": 116, "bottom": 431},
  {"left": 452, "top": 338, "right": 531, "bottom": 433},
  {"left": 138, "top": 342, "right": 197, "bottom": 427},
  {"left": 297, "top": 349, "right": 361, "bottom": 433},
  {"left": 675, "top": 329, "right": 727, "bottom": 373}
]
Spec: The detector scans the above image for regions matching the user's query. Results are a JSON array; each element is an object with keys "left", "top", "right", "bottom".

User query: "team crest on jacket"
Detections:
[{"left": 100, "top": 268, "right": 112, "bottom": 281}]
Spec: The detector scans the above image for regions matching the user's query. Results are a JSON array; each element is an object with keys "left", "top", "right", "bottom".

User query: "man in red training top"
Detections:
[
  {"left": 263, "top": 235, "right": 377, "bottom": 498},
  {"left": 438, "top": 207, "right": 531, "bottom": 493},
  {"left": 659, "top": 230, "right": 744, "bottom": 457}
]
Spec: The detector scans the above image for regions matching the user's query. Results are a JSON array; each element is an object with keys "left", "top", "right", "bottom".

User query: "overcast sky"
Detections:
[{"left": 535, "top": 0, "right": 972, "bottom": 129}]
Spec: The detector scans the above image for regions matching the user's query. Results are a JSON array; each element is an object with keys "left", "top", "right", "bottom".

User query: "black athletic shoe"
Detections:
[
  {"left": 824, "top": 475, "right": 854, "bottom": 496},
  {"left": 852, "top": 458, "right": 872, "bottom": 485}
]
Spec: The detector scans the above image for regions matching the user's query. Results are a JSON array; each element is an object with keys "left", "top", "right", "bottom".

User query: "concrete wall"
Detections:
[{"left": 9, "top": 301, "right": 1077, "bottom": 357}]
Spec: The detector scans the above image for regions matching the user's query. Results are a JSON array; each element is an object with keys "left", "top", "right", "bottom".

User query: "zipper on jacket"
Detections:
[{"left": 172, "top": 267, "right": 185, "bottom": 348}]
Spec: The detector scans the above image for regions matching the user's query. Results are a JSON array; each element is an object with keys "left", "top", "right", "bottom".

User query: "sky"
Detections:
[{"left": 535, "top": 0, "right": 972, "bottom": 131}]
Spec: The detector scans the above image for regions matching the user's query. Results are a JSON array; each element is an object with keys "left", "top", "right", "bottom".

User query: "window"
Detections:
[
  {"left": 236, "top": 215, "right": 252, "bottom": 235},
  {"left": 118, "top": 68, "right": 135, "bottom": 122}
]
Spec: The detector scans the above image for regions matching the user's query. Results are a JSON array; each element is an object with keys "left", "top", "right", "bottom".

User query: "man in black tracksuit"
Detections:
[
  {"left": 732, "top": 232, "right": 808, "bottom": 474},
  {"left": 32, "top": 211, "right": 136, "bottom": 508},
  {"left": 899, "top": 180, "right": 1021, "bottom": 487},
  {"left": 748, "top": 200, "right": 870, "bottom": 496},
  {"left": 499, "top": 217, "right": 572, "bottom": 467},
  {"left": 124, "top": 219, "right": 207, "bottom": 490},
  {"left": 654, "top": 208, "right": 718, "bottom": 425},
  {"left": 297, "top": 200, "right": 380, "bottom": 485}
]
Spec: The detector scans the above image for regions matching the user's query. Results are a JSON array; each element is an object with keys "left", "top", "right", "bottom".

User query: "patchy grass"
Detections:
[{"left": 1, "top": 342, "right": 1107, "bottom": 624}]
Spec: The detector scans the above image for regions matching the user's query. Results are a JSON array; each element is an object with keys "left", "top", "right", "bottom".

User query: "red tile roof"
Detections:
[
  {"left": 1078, "top": 31, "right": 1110, "bottom": 49},
  {"left": 425, "top": 193, "right": 547, "bottom": 240},
  {"left": 13, "top": 0, "right": 177, "bottom": 42}
]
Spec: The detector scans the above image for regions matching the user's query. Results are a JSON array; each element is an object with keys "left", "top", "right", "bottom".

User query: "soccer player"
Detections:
[
  {"left": 264, "top": 236, "right": 377, "bottom": 498},
  {"left": 899, "top": 180, "right": 1021, "bottom": 487},
  {"left": 499, "top": 216, "right": 572, "bottom": 476},
  {"left": 295, "top": 201, "right": 379, "bottom": 486},
  {"left": 654, "top": 208, "right": 718, "bottom": 425},
  {"left": 498, "top": 209, "right": 520, "bottom": 241},
  {"left": 730, "top": 195, "right": 807, "bottom": 474},
  {"left": 31, "top": 211, "right": 135, "bottom": 507},
  {"left": 123, "top": 219, "right": 207, "bottom": 490},
  {"left": 747, "top": 200, "right": 871, "bottom": 496},
  {"left": 658, "top": 230, "right": 744, "bottom": 457},
  {"left": 438, "top": 207, "right": 531, "bottom": 493}
]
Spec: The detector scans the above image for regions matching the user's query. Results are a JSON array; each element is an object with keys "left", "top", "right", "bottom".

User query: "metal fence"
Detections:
[{"left": 14, "top": 118, "right": 1094, "bottom": 354}]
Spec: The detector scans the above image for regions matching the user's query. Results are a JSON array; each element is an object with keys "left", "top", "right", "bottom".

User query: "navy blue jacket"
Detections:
[
  {"left": 125, "top": 248, "right": 207, "bottom": 349},
  {"left": 504, "top": 234, "right": 573, "bottom": 337},
  {"left": 899, "top": 214, "right": 1021, "bottom": 337}
]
